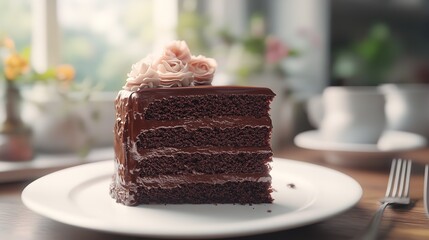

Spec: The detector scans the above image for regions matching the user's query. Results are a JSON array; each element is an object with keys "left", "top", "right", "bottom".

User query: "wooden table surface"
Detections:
[{"left": 1, "top": 146, "right": 429, "bottom": 240}]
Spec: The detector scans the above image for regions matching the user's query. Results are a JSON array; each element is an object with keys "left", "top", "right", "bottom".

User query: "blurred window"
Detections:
[
  {"left": 1, "top": 0, "right": 272, "bottom": 90},
  {"left": 58, "top": 0, "right": 157, "bottom": 91},
  {"left": 1, "top": 0, "right": 180, "bottom": 91},
  {"left": 0, "top": 0, "right": 32, "bottom": 51}
]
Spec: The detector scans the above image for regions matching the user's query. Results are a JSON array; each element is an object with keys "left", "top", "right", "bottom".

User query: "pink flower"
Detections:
[
  {"left": 123, "top": 40, "right": 220, "bottom": 90},
  {"left": 154, "top": 40, "right": 192, "bottom": 68},
  {"left": 188, "top": 55, "right": 217, "bottom": 85},
  {"left": 265, "top": 36, "right": 289, "bottom": 64},
  {"left": 157, "top": 58, "right": 193, "bottom": 87},
  {"left": 124, "top": 57, "right": 160, "bottom": 90}
]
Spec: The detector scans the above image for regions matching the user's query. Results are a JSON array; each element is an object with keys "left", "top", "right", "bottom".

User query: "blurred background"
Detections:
[{"left": 1, "top": 0, "right": 429, "bottom": 155}]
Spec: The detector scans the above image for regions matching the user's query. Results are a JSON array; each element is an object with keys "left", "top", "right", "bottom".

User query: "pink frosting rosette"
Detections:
[
  {"left": 157, "top": 58, "right": 193, "bottom": 87},
  {"left": 123, "top": 40, "right": 218, "bottom": 90},
  {"left": 154, "top": 40, "right": 192, "bottom": 67},
  {"left": 188, "top": 55, "right": 217, "bottom": 85},
  {"left": 123, "top": 56, "right": 160, "bottom": 91}
]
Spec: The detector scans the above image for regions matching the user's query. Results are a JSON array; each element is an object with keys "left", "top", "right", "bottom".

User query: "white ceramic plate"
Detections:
[
  {"left": 294, "top": 130, "right": 427, "bottom": 167},
  {"left": 22, "top": 158, "right": 362, "bottom": 239},
  {"left": 0, "top": 148, "right": 113, "bottom": 183}
]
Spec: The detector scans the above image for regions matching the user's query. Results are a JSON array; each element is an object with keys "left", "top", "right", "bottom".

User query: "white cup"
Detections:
[
  {"left": 320, "top": 86, "right": 386, "bottom": 144},
  {"left": 380, "top": 84, "right": 429, "bottom": 139}
]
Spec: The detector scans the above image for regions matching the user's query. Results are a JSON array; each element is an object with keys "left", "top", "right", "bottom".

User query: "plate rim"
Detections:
[
  {"left": 294, "top": 130, "right": 426, "bottom": 153},
  {"left": 22, "top": 158, "right": 362, "bottom": 239},
  {"left": 0, "top": 147, "right": 114, "bottom": 183}
]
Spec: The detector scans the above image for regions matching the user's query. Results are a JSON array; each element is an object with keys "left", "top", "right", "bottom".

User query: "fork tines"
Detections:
[{"left": 384, "top": 159, "right": 412, "bottom": 203}]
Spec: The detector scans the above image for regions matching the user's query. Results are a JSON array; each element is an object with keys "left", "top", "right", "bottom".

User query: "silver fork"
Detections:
[{"left": 360, "top": 159, "right": 412, "bottom": 240}]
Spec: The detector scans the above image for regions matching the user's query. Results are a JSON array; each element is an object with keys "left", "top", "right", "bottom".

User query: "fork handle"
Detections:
[{"left": 360, "top": 202, "right": 390, "bottom": 240}]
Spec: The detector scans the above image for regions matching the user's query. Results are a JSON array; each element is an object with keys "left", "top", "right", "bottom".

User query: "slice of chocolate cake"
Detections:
[{"left": 110, "top": 41, "right": 275, "bottom": 206}]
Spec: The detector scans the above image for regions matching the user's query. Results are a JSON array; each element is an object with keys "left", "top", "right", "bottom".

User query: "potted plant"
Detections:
[
  {"left": 1, "top": 36, "right": 113, "bottom": 156},
  {"left": 0, "top": 36, "right": 33, "bottom": 161},
  {"left": 332, "top": 23, "right": 399, "bottom": 86}
]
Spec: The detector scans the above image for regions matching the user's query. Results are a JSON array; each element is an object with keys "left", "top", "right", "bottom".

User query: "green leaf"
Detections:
[
  {"left": 34, "top": 68, "right": 56, "bottom": 81},
  {"left": 243, "top": 37, "right": 265, "bottom": 55},
  {"left": 288, "top": 49, "right": 299, "bottom": 57},
  {"left": 20, "top": 46, "right": 31, "bottom": 62}
]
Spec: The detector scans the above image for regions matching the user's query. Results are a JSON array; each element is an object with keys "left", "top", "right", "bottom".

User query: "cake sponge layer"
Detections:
[
  {"left": 136, "top": 126, "right": 271, "bottom": 148},
  {"left": 110, "top": 181, "right": 273, "bottom": 206},
  {"left": 138, "top": 152, "right": 272, "bottom": 176},
  {"left": 144, "top": 95, "right": 273, "bottom": 120}
]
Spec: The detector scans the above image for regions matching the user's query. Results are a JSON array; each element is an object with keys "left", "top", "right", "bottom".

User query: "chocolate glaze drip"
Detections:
[{"left": 112, "top": 86, "right": 275, "bottom": 204}]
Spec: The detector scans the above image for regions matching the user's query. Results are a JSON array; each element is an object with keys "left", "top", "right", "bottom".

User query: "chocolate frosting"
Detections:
[
  {"left": 122, "top": 85, "right": 276, "bottom": 99},
  {"left": 134, "top": 146, "right": 273, "bottom": 159},
  {"left": 138, "top": 173, "right": 272, "bottom": 189},
  {"left": 112, "top": 86, "right": 275, "bottom": 203}
]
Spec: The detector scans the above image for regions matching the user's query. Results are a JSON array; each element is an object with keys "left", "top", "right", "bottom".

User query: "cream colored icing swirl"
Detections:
[
  {"left": 188, "top": 55, "right": 217, "bottom": 85},
  {"left": 123, "top": 57, "right": 160, "bottom": 91},
  {"left": 164, "top": 40, "right": 192, "bottom": 63},
  {"left": 123, "top": 40, "right": 217, "bottom": 90},
  {"left": 157, "top": 58, "right": 193, "bottom": 87}
]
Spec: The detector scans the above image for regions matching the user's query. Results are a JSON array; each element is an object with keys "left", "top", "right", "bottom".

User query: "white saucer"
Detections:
[
  {"left": 0, "top": 147, "right": 113, "bottom": 183},
  {"left": 22, "top": 159, "right": 362, "bottom": 238},
  {"left": 294, "top": 130, "right": 427, "bottom": 167}
]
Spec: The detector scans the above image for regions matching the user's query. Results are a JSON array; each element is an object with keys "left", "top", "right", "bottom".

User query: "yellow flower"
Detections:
[
  {"left": 3, "top": 53, "right": 28, "bottom": 80},
  {"left": 56, "top": 64, "right": 75, "bottom": 82},
  {"left": 5, "top": 53, "right": 27, "bottom": 68},
  {"left": 1, "top": 36, "right": 15, "bottom": 50},
  {"left": 4, "top": 66, "right": 21, "bottom": 80}
]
